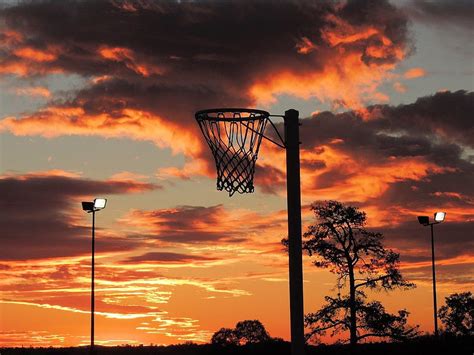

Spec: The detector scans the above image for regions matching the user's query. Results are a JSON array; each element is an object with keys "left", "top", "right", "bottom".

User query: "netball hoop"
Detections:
[
  {"left": 195, "top": 108, "right": 270, "bottom": 196},
  {"left": 195, "top": 108, "right": 305, "bottom": 355}
]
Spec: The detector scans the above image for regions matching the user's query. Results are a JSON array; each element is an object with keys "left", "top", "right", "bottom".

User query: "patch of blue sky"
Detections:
[
  {"left": 386, "top": 21, "right": 474, "bottom": 106},
  {"left": 0, "top": 133, "right": 182, "bottom": 180},
  {"left": 0, "top": 73, "right": 89, "bottom": 117}
]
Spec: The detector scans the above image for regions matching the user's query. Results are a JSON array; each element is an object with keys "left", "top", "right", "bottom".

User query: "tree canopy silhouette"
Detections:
[
  {"left": 300, "top": 201, "right": 418, "bottom": 345},
  {"left": 439, "top": 292, "right": 473, "bottom": 336},
  {"left": 235, "top": 320, "right": 271, "bottom": 344},
  {"left": 211, "top": 319, "right": 271, "bottom": 346},
  {"left": 211, "top": 327, "right": 239, "bottom": 347}
]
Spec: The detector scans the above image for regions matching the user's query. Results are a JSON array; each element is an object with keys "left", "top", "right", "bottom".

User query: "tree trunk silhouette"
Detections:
[{"left": 349, "top": 264, "right": 357, "bottom": 345}]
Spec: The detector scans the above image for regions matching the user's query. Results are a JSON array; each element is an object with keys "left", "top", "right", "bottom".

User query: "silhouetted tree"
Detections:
[
  {"left": 211, "top": 327, "right": 239, "bottom": 346},
  {"left": 234, "top": 320, "right": 271, "bottom": 344},
  {"left": 439, "top": 292, "right": 473, "bottom": 336},
  {"left": 211, "top": 320, "right": 271, "bottom": 346},
  {"left": 301, "top": 201, "right": 418, "bottom": 345}
]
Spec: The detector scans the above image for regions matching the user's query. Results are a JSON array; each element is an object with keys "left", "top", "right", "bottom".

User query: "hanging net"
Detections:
[{"left": 195, "top": 108, "right": 269, "bottom": 196}]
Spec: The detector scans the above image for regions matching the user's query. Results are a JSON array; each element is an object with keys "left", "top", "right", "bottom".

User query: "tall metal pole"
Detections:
[
  {"left": 91, "top": 210, "right": 95, "bottom": 352},
  {"left": 430, "top": 223, "right": 439, "bottom": 337},
  {"left": 284, "top": 109, "right": 305, "bottom": 355}
]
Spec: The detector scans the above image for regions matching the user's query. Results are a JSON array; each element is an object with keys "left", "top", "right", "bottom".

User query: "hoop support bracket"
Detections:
[{"left": 240, "top": 116, "right": 286, "bottom": 149}]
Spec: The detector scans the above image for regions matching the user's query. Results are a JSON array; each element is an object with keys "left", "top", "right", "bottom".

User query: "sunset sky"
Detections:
[{"left": 0, "top": 0, "right": 473, "bottom": 347}]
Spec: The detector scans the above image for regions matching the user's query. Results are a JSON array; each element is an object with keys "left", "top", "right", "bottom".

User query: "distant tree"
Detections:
[
  {"left": 234, "top": 320, "right": 271, "bottom": 344},
  {"left": 300, "top": 201, "right": 418, "bottom": 345},
  {"left": 211, "top": 327, "right": 238, "bottom": 346},
  {"left": 439, "top": 292, "right": 473, "bottom": 336},
  {"left": 211, "top": 320, "right": 272, "bottom": 346}
]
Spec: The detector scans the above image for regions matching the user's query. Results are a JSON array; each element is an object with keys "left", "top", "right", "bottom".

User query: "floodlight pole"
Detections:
[
  {"left": 284, "top": 109, "right": 305, "bottom": 355},
  {"left": 91, "top": 209, "right": 95, "bottom": 352},
  {"left": 430, "top": 223, "right": 439, "bottom": 338},
  {"left": 419, "top": 215, "right": 442, "bottom": 338}
]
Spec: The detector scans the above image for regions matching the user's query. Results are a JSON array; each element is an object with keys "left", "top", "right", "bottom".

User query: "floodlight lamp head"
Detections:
[
  {"left": 82, "top": 201, "right": 94, "bottom": 212},
  {"left": 417, "top": 216, "right": 430, "bottom": 226},
  {"left": 94, "top": 198, "right": 107, "bottom": 210},
  {"left": 434, "top": 212, "right": 446, "bottom": 223}
]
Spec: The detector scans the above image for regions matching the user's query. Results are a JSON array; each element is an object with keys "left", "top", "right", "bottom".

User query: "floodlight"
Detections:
[
  {"left": 417, "top": 216, "right": 429, "bottom": 226},
  {"left": 434, "top": 212, "right": 446, "bottom": 223},
  {"left": 82, "top": 201, "right": 94, "bottom": 212},
  {"left": 93, "top": 198, "right": 107, "bottom": 210}
]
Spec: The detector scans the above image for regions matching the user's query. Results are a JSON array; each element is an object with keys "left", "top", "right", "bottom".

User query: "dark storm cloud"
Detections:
[
  {"left": 259, "top": 90, "right": 474, "bottom": 194},
  {"left": 122, "top": 203, "right": 290, "bottom": 245},
  {"left": 250, "top": 96, "right": 471, "bottom": 198},
  {"left": 70, "top": 78, "right": 246, "bottom": 124},
  {"left": 299, "top": 91, "right": 473, "bottom": 153},
  {"left": 0, "top": 174, "right": 158, "bottom": 260},
  {"left": 379, "top": 220, "right": 474, "bottom": 263},
  {"left": 366, "top": 171, "right": 474, "bottom": 216},
  {"left": 375, "top": 90, "right": 474, "bottom": 148},
  {"left": 404, "top": 263, "right": 474, "bottom": 286},
  {"left": 378, "top": 219, "right": 474, "bottom": 287},
  {"left": 293, "top": 91, "right": 474, "bottom": 187},
  {"left": 254, "top": 163, "right": 287, "bottom": 195},
  {"left": 1, "top": 0, "right": 408, "bottom": 76},
  {"left": 0, "top": 0, "right": 410, "bottom": 135},
  {"left": 124, "top": 204, "right": 249, "bottom": 244},
  {"left": 404, "top": 0, "right": 474, "bottom": 29}
]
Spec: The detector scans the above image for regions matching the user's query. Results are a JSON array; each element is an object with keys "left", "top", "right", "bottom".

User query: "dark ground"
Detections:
[{"left": 1, "top": 336, "right": 473, "bottom": 355}]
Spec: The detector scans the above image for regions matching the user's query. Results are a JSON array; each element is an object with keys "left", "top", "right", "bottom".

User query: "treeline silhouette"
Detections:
[{"left": 1, "top": 334, "right": 473, "bottom": 355}]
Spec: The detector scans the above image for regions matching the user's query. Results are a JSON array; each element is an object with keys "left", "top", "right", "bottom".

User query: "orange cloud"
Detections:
[
  {"left": 320, "top": 14, "right": 379, "bottom": 46},
  {"left": 251, "top": 11, "right": 408, "bottom": 111},
  {"left": 119, "top": 205, "right": 237, "bottom": 237},
  {"left": 298, "top": 145, "right": 450, "bottom": 204},
  {"left": 14, "top": 46, "right": 57, "bottom": 62},
  {"left": 0, "top": 62, "right": 31, "bottom": 76},
  {"left": 0, "top": 30, "right": 23, "bottom": 46},
  {"left": 109, "top": 171, "right": 150, "bottom": 182},
  {"left": 14, "top": 86, "right": 51, "bottom": 98},
  {"left": 91, "top": 75, "right": 112, "bottom": 84},
  {"left": 321, "top": 13, "right": 404, "bottom": 62},
  {"left": 117, "top": 204, "right": 289, "bottom": 262},
  {"left": 0, "top": 107, "right": 201, "bottom": 157},
  {"left": 156, "top": 159, "right": 212, "bottom": 180},
  {"left": 99, "top": 46, "right": 134, "bottom": 61},
  {"left": 393, "top": 81, "right": 407, "bottom": 93},
  {"left": 0, "top": 169, "right": 82, "bottom": 179},
  {"left": 98, "top": 46, "right": 163, "bottom": 77},
  {"left": 250, "top": 51, "right": 396, "bottom": 111},
  {"left": 0, "top": 59, "right": 63, "bottom": 77},
  {"left": 404, "top": 67, "right": 427, "bottom": 79},
  {"left": 295, "top": 37, "right": 317, "bottom": 54}
]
